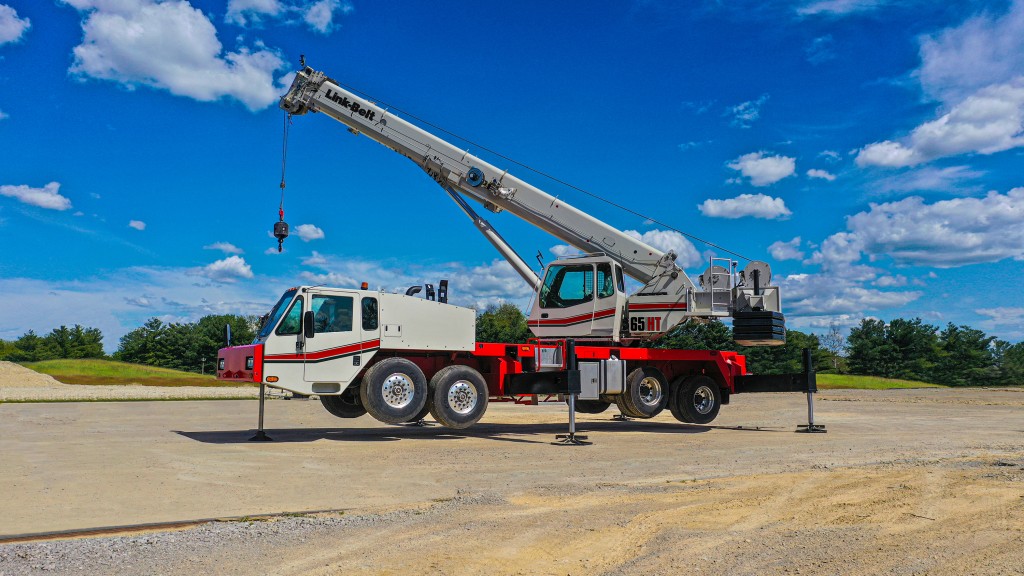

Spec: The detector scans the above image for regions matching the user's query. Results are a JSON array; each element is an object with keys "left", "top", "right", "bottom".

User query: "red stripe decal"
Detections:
[
  {"left": 265, "top": 339, "right": 381, "bottom": 362},
  {"left": 533, "top": 308, "right": 616, "bottom": 326}
]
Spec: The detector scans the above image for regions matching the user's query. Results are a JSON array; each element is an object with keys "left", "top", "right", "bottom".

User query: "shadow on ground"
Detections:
[{"left": 174, "top": 419, "right": 787, "bottom": 445}]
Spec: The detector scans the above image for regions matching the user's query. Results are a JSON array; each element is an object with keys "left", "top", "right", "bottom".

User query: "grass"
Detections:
[
  {"left": 816, "top": 373, "right": 946, "bottom": 390},
  {"left": 21, "top": 359, "right": 255, "bottom": 387}
]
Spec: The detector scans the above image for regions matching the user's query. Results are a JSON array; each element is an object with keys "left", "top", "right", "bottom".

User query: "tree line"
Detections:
[
  {"left": 3, "top": 305, "right": 1022, "bottom": 386},
  {"left": 0, "top": 315, "right": 255, "bottom": 374},
  {"left": 474, "top": 304, "right": 1024, "bottom": 387}
]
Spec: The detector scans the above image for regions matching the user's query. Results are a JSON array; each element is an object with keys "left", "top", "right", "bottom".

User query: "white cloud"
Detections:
[
  {"left": 0, "top": 4, "right": 30, "bottom": 45},
  {"left": 0, "top": 269, "right": 275, "bottom": 349},
  {"left": 779, "top": 272, "right": 921, "bottom": 316},
  {"left": 0, "top": 109, "right": 8, "bottom": 121},
  {"left": 796, "top": 0, "right": 889, "bottom": 17},
  {"left": 295, "top": 223, "right": 325, "bottom": 241},
  {"left": 768, "top": 237, "right": 804, "bottom": 261},
  {"left": 873, "top": 275, "right": 908, "bottom": 287},
  {"left": 806, "top": 168, "right": 836, "bottom": 181},
  {"left": 855, "top": 139, "right": 924, "bottom": 168},
  {"left": 0, "top": 182, "right": 72, "bottom": 211},
  {"left": 857, "top": 3, "right": 1024, "bottom": 168},
  {"left": 975, "top": 306, "right": 1024, "bottom": 340},
  {"left": 128, "top": 220, "right": 146, "bottom": 230},
  {"left": 204, "top": 241, "right": 243, "bottom": 254},
  {"left": 225, "top": 0, "right": 283, "bottom": 26},
  {"left": 549, "top": 244, "right": 581, "bottom": 258},
  {"left": 64, "top": 0, "right": 289, "bottom": 111},
  {"left": 871, "top": 165, "right": 983, "bottom": 195},
  {"left": 699, "top": 193, "right": 792, "bottom": 220},
  {"left": 226, "top": 0, "right": 352, "bottom": 33},
  {"left": 844, "top": 187, "right": 1024, "bottom": 267},
  {"left": 805, "top": 35, "right": 835, "bottom": 65},
  {"left": 726, "top": 152, "right": 796, "bottom": 186},
  {"left": 727, "top": 94, "right": 769, "bottom": 128},
  {"left": 264, "top": 246, "right": 284, "bottom": 255},
  {"left": 304, "top": 0, "right": 350, "bottom": 33},
  {"left": 200, "top": 255, "right": 253, "bottom": 282},
  {"left": 917, "top": 0, "right": 1024, "bottom": 105},
  {"left": 302, "top": 250, "right": 328, "bottom": 267},
  {"left": 623, "top": 229, "right": 701, "bottom": 267}
]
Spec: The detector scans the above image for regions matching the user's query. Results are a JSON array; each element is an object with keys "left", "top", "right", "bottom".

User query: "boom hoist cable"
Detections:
[{"left": 273, "top": 111, "right": 291, "bottom": 252}]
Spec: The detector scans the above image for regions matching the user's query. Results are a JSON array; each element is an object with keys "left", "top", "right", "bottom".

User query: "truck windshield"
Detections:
[{"left": 256, "top": 289, "right": 298, "bottom": 341}]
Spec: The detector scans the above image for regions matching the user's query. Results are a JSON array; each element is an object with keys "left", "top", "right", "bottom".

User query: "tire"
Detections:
[
  {"left": 428, "top": 365, "right": 489, "bottom": 429},
  {"left": 667, "top": 375, "right": 693, "bottom": 423},
  {"left": 359, "top": 358, "right": 428, "bottom": 425},
  {"left": 673, "top": 375, "right": 722, "bottom": 425},
  {"left": 616, "top": 367, "right": 668, "bottom": 419},
  {"left": 320, "top": 384, "right": 367, "bottom": 418},
  {"left": 405, "top": 401, "right": 432, "bottom": 423},
  {"left": 568, "top": 399, "right": 612, "bottom": 414}
]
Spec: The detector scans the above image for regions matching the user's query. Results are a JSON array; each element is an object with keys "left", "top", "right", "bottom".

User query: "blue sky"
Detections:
[{"left": 1, "top": 0, "right": 1023, "bottom": 351}]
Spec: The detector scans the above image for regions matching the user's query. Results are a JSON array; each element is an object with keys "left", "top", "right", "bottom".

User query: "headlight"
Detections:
[
  {"left": 245, "top": 356, "right": 254, "bottom": 370},
  {"left": 218, "top": 358, "right": 226, "bottom": 370}
]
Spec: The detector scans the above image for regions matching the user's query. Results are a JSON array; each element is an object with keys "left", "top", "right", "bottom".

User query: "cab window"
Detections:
[
  {"left": 362, "top": 297, "right": 379, "bottom": 330},
  {"left": 276, "top": 296, "right": 304, "bottom": 335},
  {"left": 597, "top": 263, "right": 614, "bottom": 299},
  {"left": 615, "top": 265, "right": 625, "bottom": 293},
  {"left": 539, "top": 264, "right": 594, "bottom": 309},
  {"left": 312, "top": 295, "right": 354, "bottom": 333}
]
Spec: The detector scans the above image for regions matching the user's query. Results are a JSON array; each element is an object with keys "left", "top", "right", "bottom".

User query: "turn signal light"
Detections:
[{"left": 266, "top": 376, "right": 279, "bottom": 383}]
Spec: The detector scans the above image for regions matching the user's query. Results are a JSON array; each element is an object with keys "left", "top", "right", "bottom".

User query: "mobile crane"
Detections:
[{"left": 218, "top": 64, "right": 795, "bottom": 433}]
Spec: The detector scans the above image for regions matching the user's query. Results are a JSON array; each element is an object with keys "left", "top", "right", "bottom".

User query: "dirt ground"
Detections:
[{"left": 1, "top": 388, "right": 1022, "bottom": 575}]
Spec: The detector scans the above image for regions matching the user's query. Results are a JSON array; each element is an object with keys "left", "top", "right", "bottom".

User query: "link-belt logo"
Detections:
[{"left": 324, "top": 89, "right": 376, "bottom": 121}]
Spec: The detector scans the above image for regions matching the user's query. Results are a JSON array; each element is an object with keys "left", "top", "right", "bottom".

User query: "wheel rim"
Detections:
[
  {"left": 637, "top": 376, "right": 663, "bottom": 407},
  {"left": 447, "top": 380, "right": 478, "bottom": 414},
  {"left": 692, "top": 385, "right": 715, "bottom": 415},
  {"left": 381, "top": 372, "right": 415, "bottom": 409}
]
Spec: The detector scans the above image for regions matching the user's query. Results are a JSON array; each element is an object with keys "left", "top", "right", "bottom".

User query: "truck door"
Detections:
[
  {"left": 528, "top": 262, "right": 599, "bottom": 338},
  {"left": 303, "top": 290, "right": 365, "bottom": 384}
]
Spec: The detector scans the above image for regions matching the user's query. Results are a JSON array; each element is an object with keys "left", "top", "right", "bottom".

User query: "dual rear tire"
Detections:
[
  {"left": 669, "top": 375, "right": 722, "bottom": 425},
  {"left": 356, "top": 358, "right": 488, "bottom": 429}
]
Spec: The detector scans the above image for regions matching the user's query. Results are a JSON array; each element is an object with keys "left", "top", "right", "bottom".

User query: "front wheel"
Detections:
[
  {"left": 320, "top": 385, "right": 367, "bottom": 419},
  {"left": 360, "top": 358, "right": 428, "bottom": 424},
  {"left": 429, "top": 365, "right": 489, "bottom": 429}
]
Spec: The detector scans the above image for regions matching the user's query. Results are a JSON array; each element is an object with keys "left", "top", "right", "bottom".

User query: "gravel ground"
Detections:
[
  {"left": 0, "top": 388, "right": 1022, "bottom": 575},
  {"left": 0, "top": 361, "right": 260, "bottom": 401}
]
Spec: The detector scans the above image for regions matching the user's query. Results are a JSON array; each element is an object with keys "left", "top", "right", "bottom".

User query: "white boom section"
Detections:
[{"left": 279, "top": 67, "right": 691, "bottom": 290}]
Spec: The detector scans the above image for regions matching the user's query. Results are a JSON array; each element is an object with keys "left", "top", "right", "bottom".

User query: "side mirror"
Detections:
[
  {"left": 225, "top": 324, "right": 232, "bottom": 346},
  {"left": 303, "top": 310, "right": 315, "bottom": 338}
]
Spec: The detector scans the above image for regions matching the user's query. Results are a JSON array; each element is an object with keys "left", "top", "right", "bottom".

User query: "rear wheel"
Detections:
[
  {"left": 667, "top": 376, "right": 693, "bottom": 423},
  {"left": 616, "top": 367, "right": 667, "bottom": 419},
  {"left": 429, "top": 365, "right": 489, "bottom": 429},
  {"left": 672, "top": 375, "right": 722, "bottom": 425},
  {"left": 360, "top": 358, "right": 428, "bottom": 424},
  {"left": 320, "top": 385, "right": 366, "bottom": 419}
]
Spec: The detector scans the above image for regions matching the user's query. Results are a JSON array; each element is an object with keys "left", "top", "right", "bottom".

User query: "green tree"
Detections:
[
  {"left": 10, "top": 330, "right": 52, "bottom": 362},
  {"left": 653, "top": 319, "right": 733, "bottom": 351},
  {"left": 884, "top": 318, "right": 938, "bottom": 381},
  {"left": 847, "top": 318, "right": 896, "bottom": 377},
  {"left": 933, "top": 323, "right": 996, "bottom": 386},
  {"left": 993, "top": 341, "right": 1024, "bottom": 386},
  {"left": 475, "top": 303, "right": 531, "bottom": 343},
  {"left": 740, "top": 329, "right": 827, "bottom": 375},
  {"left": 114, "top": 318, "right": 165, "bottom": 365}
]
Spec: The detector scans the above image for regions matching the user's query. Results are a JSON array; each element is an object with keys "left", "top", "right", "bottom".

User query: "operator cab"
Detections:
[{"left": 527, "top": 254, "right": 627, "bottom": 341}]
